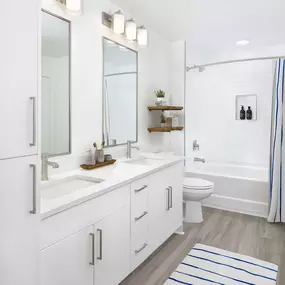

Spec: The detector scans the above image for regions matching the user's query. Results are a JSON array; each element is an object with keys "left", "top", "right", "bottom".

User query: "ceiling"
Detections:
[{"left": 110, "top": 0, "right": 285, "bottom": 59}]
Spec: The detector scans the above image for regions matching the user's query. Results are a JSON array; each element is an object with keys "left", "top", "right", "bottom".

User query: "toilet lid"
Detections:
[{"left": 183, "top": 178, "right": 214, "bottom": 190}]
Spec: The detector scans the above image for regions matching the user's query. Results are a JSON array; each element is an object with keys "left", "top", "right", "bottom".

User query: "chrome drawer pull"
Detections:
[
  {"left": 30, "top": 97, "right": 36, "bottom": 147},
  {"left": 97, "top": 229, "right": 103, "bottom": 260},
  {"left": 166, "top": 187, "right": 170, "bottom": 211},
  {"left": 135, "top": 211, "right": 148, "bottom": 222},
  {"left": 135, "top": 243, "right": 148, "bottom": 255},
  {"left": 89, "top": 233, "right": 95, "bottom": 266},
  {"left": 134, "top": 185, "right": 148, "bottom": 193},
  {"left": 30, "top": 164, "right": 37, "bottom": 214},
  {"left": 169, "top": 186, "right": 173, "bottom": 209}
]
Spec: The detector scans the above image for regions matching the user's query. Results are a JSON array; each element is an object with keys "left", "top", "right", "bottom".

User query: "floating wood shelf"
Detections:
[
  {"left": 148, "top": 106, "right": 183, "bottom": 111},
  {"left": 80, "top": 159, "right": 116, "bottom": 170},
  {"left": 148, "top": 126, "right": 184, "bottom": 133}
]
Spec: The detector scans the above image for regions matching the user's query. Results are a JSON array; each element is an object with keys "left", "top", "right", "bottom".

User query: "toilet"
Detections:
[{"left": 183, "top": 177, "right": 214, "bottom": 223}]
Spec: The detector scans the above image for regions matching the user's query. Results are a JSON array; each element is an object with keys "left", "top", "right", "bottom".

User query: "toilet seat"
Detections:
[{"left": 183, "top": 178, "right": 214, "bottom": 190}]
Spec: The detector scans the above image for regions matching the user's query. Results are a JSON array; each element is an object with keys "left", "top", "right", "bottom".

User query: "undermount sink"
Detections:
[
  {"left": 124, "top": 157, "right": 164, "bottom": 166},
  {"left": 41, "top": 175, "right": 104, "bottom": 200}
]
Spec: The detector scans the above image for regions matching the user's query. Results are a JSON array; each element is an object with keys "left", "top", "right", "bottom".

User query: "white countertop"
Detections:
[{"left": 41, "top": 153, "right": 184, "bottom": 219}]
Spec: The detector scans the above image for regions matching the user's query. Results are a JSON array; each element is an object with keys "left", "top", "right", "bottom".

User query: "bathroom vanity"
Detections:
[{"left": 40, "top": 155, "right": 183, "bottom": 285}]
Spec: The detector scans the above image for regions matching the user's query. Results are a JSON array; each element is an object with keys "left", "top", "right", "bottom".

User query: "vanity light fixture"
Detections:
[
  {"left": 102, "top": 11, "right": 148, "bottom": 47},
  {"left": 112, "top": 10, "right": 125, "bottom": 34},
  {"left": 55, "top": 0, "right": 82, "bottom": 15},
  {"left": 137, "top": 25, "right": 148, "bottom": 46},
  {"left": 125, "top": 19, "right": 137, "bottom": 41}
]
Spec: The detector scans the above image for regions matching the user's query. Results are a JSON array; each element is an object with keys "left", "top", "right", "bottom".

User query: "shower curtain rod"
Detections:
[{"left": 186, "top": 55, "right": 285, "bottom": 72}]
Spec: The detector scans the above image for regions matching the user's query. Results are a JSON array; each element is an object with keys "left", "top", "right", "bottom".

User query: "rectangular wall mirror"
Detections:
[
  {"left": 103, "top": 38, "right": 138, "bottom": 147},
  {"left": 41, "top": 10, "right": 71, "bottom": 156}
]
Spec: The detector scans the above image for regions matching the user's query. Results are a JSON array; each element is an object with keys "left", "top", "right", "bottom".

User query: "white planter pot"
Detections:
[{"left": 155, "top": 98, "right": 165, "bottom": 106}]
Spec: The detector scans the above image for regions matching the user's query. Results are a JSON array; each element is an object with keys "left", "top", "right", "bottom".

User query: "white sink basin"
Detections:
[
  {"left": 41, "top": 175, "right": 104, "bottom": 200},
  {"left": 124, "top": 157, "right": 164, "bottom": 166}
]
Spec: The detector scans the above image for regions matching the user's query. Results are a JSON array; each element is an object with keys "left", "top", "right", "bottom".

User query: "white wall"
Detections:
[
  {"left": 41, "top": 0, "right": 173, "bottom": 171},
  {"left": 186, "top": 60, "right": 274, "bottom": 168}
]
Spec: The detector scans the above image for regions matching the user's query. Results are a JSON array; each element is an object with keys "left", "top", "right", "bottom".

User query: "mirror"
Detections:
[
  {"left": 41, "top": 11, "right": 71, "bottom": 156},
  {"left": 103, "top": 38, "right": 138, "bottom": 147}
]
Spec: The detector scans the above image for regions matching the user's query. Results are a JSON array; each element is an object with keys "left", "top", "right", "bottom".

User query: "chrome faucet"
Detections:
[
  {"left": 126, "top": 141, "right": 140, "bottom": 159},
  {"left": 194, "top": 157, "right": 206, "bottom": 163},
  {"left": 41, "top": 153, "right": 60, "bottom": 181}
]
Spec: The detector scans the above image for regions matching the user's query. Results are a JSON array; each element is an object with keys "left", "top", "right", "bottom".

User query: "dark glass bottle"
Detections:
[
  {"left": 240, "top": 106, "right": 245, "bottom": 120},
  {"left": 247, "top": 106, "right": 252, "bottom": 120}
]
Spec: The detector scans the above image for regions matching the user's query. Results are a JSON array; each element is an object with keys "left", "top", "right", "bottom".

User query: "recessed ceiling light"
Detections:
[{"left": 236, "top": 40, "right": 250, "bottom": 46}]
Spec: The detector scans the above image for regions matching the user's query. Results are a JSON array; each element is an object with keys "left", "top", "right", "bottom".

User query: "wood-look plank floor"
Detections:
[{"left": 121, "top": 207, "right": 285, "bottom": 285}]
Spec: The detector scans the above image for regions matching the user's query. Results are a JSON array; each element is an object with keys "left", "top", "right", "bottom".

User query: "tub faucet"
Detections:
[
  {"left": 193, "top": 140, "right": 200, "bottom": 151},
  {"left": 194, "top": 157, "right": 206, "bottom": 163},
  {"left": 41, "top": 153, "right": 60, "bottom": 181},
  {"left": 126, "top": 141, "right": 140, "bottom": 159}
]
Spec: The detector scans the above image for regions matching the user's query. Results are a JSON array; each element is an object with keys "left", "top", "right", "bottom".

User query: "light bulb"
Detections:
[
  {"left": 66, "top": 0, "right": 81, "bottom": 13},
  {"left": 112, "top": 10, "right": 125, "bottom": 34},
  {"left": 137, "top": 26, "right": 148, "bottom": 46},
  {"left": 125, "top": 19, "right": 137, "bottom": 41}
]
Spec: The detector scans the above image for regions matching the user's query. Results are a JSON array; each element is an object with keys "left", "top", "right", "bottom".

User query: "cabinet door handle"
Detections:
[
  {"left": 30, "top": 164, "right": 37, "bottom": 214},
  {"left": 89, "top": 233, "right": 95, "bottom": 266},
  {"left": 97, "top": 229, "right": 103, "bottom": 260},
  {"left": 134, "top": 185, "right": 148, "bottom": 193},
  {"left": 135, "top": 211, "right": 148, "bottom": 222},
  {"left": 29, "top": 97, "right": 36, "bottom": 147},
  {"left": 166, "top": 187, "right": 170, "bottom": 211},
  {"left": 169, "top": 186, "right": 173, "bottom": 209},
  {"left": 135, "top": 243, "right": 148, "bottom": 255}
]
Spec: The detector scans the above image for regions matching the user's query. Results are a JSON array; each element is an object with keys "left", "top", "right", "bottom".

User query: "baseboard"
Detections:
[{"left": 202, "top": 194, "right": 268, "bottom": 218}]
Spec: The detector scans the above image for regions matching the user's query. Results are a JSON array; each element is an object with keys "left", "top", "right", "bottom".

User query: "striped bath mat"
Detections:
[{"left": 165, "top": 244, "right": 278, "bottom": 285}]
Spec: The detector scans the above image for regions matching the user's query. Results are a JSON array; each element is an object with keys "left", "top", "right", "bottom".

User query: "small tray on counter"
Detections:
[{"left": 80, "top": 159, "right": 116, "bottom": 170}]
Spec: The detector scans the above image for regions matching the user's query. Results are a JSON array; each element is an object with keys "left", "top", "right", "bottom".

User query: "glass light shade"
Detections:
[
  {"left": 137, "top": 26, "right": 148, "bottom": 46},
  {"left": 66, "top": 0, "right": 81, "bottom": 13},
  {"left": 125, "top": 19, "right": 137, "bottom": 41},
  {"left": 112, "top": 11, "right": 125, "bottom": 34}
]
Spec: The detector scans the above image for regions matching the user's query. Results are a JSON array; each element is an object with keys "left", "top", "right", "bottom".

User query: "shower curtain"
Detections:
[{"left": 268, "top": 59, "right": 285, "bottom": 223}]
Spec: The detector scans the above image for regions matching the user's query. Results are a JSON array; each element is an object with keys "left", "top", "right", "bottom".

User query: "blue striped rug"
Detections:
[{"left": 165, "top": 244, "right": 278, "bottom": 285}]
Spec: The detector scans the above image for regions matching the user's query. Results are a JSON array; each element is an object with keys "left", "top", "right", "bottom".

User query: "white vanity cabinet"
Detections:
[
  {"left": 40, "top": 226, "right": 94, "bottom": 285},
  {"left": 0, "top": 156, "right": 39, "bottom": 285},
  {"left": 0, "top": 0, "right": 39, "bottom": 160},
  {"left": 40, "top": 161, "right": 183, "bottom": 285},
  {"left": 130, "top": 162, "right": 184, "bottom": 271},
  {"left": 94, "top": 206, "right": 130, "bottom": 285},
  {"left": 41, "top": 206, "right": 130, "bottom": 285}
]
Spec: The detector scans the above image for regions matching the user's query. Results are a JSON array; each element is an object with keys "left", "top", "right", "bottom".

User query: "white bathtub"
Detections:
[{"left": 185, "top": 163, "right": 269, "bottom": 217}]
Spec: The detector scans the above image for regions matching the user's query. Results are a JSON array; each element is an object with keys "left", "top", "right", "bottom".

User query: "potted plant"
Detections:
[
  {"left": 160, "top": 113, "right": 166, "bottom": 127},
  {"left": 155, "top": 89, "right": 166, "bottom": 106}
]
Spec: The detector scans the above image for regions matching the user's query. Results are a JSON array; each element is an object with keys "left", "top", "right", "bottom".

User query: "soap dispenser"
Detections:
[
  {"left": 240, "top": 105, "right": 245, "bottom": 120},
  {"left": 246, "top": 106, "right": 253, "bottom": 120}
]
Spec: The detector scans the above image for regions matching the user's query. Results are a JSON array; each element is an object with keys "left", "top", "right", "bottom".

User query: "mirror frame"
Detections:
[
  {"left": 102, "top": 37, "right": 138, "bottom": 147},
  {"left": 41, "top": 9, "right": 72, "bottom": 157}
]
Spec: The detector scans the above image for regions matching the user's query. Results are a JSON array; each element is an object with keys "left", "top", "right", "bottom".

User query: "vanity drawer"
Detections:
[
  {"left": 40, "top": 184, "right": 130, "bottom": 249},
  {"left": 131, "top": 206, "right": 148, "bottom": 234},
  {"left": 131, "top": 176, "right": 149, "bottom": 209},
  {"left": 131, "top": 225, "right": 151, "bottom": 271},
  {"left": 131, "top": 177, "right": 149, "bottom": 234}
]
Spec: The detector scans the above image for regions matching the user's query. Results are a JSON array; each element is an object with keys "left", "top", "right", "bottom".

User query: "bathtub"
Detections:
[{"left": 185, "top": 162, "right": 269, "bottom": 218}]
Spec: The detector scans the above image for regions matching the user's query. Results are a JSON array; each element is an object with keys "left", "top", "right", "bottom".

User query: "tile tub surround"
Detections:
[{"left": 40, "top": 153, "right": 184, "bottom": 218}]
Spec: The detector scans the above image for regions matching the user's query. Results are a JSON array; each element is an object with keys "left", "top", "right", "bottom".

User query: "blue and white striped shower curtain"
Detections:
[{"left": 268, "top": 59, "right": 285, "bottom": 223}]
